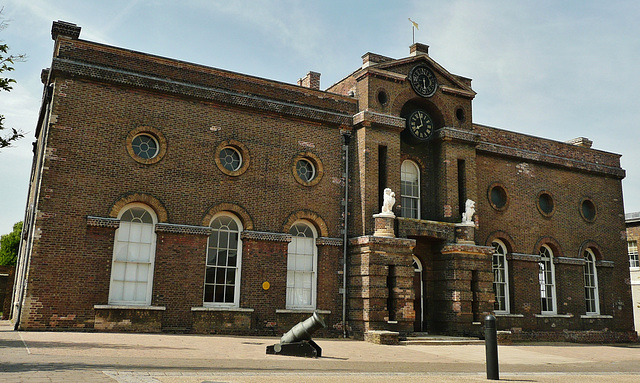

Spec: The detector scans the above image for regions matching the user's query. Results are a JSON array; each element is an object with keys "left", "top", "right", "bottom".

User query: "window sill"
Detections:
[
  {"left": 580, "top": 314, "right": 613, "bottom": 319},
  {"left": 534, "top": 313, "right": 573, "bottom": 318},
  {"left": 494, "top": 313, "right": 524, "bottom": 318},
  {"left": 94, "top": 304, "right": 166, "bottom": 311},
  {"left": 191, "top": 307, "right": 254, "bottom": 312},
  {"left": 276, "top": 309, "right": 331, "bottom": 315}
]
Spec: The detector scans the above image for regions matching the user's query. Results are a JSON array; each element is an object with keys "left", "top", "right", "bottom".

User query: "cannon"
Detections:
[{"left": 266, "top": 312, "right": 327, "bottom": 357}]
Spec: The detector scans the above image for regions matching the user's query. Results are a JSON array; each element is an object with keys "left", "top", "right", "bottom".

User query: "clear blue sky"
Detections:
[{"left": 1, "top": 0, "right": 639, "bottom": 235}]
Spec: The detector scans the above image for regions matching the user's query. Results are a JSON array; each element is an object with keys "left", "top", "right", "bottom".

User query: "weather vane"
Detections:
[{"left": 408, "top": 18, "right": 419, "bottom": 44}]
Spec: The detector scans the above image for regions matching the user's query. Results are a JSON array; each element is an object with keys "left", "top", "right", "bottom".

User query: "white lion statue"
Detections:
[
  {"left": 461, "top": 199, "right": 475, "bottom": 224},
  {"left": 381, "top": 188, "right": 396, "bottom": 216}
]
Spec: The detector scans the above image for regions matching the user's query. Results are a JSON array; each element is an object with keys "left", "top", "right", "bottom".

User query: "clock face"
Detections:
[
  {"left": 407, "top": 110, "right": 434, "bottom": 141},
  {"left": 409, "top": 65, "right": 437, "bottom": 97}
]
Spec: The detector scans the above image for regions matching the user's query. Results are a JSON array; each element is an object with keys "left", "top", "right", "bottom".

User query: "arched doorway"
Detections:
[{"left": 412, "top": 256, "right": 425, "bottom": 332}]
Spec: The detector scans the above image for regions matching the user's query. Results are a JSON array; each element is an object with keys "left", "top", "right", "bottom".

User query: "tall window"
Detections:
[
  {"left": 629, "top": 240, "right": 639, "bottom": 268},
  {"left": 538, "top": 245, "right": 556, "bottom": 314},
  {"left": 287, "top": 221, "right": 317, "bottom": 309},
  {"left": 204, "top": 213, "right": 242, "bottom": 306},
  {"left": 109, "top": 204, "right": 157, "bottom": 305},
  {"left": 492, "top": 240, "right": 510, "bottom": 313},
  {"left": 401, "top": 160, "right": 420, "bottom": 219},
  {"left": 583, "top": 249, "right": 600, "bottom": 315}
]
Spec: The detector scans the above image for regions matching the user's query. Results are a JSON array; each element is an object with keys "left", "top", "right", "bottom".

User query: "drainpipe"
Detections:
[{"left": 341, "top": 132, "right": 351, "bottom": 338}]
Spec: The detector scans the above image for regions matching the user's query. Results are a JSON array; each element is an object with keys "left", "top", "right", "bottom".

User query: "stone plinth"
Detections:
[
  {"left": 455, "top": 223, "right": 475, "bottom": 244},
  {"left": 373, "top": 214, "right": 395, "bottom": 238}
]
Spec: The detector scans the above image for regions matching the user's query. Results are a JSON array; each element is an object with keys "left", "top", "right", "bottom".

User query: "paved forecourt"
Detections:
[{"left": 1, "top": 321, "right": 639, "bottom": 382}]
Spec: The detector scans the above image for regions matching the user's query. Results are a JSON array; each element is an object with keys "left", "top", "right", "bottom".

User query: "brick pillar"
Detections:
[
  {"left": 348, "top": 236, "right": 416, "bottom": 338},
  {"left": 431, "top": 243, "right": 494, "bottom": 336}
]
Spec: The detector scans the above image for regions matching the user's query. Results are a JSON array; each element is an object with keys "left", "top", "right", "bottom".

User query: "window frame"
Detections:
[
  {"left": 583, "top": 248, "right": 600, "bottom": 315},
  {"left": 628, "top": 240, "right": 639, "bottom": 269},
  {"left": 538, "top": 244, "right": 557, "bottom": 315},
  {"left": 492, "top": 239, "right": 510, "bottom": 314},
  {"left": 203, "top": 212, "right": 243, "bottom": 308},
  {"left": 286, "top": 220, "right": 318, "bottom": 310},
  {"left": 108, "top": 203, "right": 157, "bottom": 306},
  {"left": 400, "top": 160, "right": 420, "bottom": 219}
]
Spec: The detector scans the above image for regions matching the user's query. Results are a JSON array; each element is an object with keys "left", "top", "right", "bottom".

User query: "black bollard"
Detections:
[{"left": 484, "top": 314, "right": 499, "bottom": 380}]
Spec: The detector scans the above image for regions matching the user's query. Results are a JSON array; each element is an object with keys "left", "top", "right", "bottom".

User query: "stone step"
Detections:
[{"left": 401, "top": 335, "right": 484, "bottom": 346}]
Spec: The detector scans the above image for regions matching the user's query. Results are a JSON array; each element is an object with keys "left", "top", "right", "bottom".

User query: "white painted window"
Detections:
[
  {"left": 286, "top": 221, "right": 317, "bottom": 309},
  {"left": 492, "top": 240, "right": 510, "bottom": 314},
  {"left": 629, "top": 241, "right": 639, "bottom": 268},
  {"left": 109, "top": 204, "right": 157, "bottom": 305},
  {"left": 401, "top": 160, "right": 420, "bottom": 219},
  {"left": 204, "top": 213, "right": 242, "bottom": 307},
  {"left": 538, "top": 245, "right": 557, "bottom": 314},
  {"left": 583, "top": 249, "right": 600, "bottom": 315}
]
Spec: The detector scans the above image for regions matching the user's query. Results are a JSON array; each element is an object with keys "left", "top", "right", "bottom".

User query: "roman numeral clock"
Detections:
[{"left": 405, "top": 64, "right": 438, "bottom": 143}]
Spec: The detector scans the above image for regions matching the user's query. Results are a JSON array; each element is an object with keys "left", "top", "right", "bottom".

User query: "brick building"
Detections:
[
  {"left": 626, "top": 212, "right": 640, "bottom": 334},
  {"left": 11, "top": 21, "right": 636, "bottom": 342}
]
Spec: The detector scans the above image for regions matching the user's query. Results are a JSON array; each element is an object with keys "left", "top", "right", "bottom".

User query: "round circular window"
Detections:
[
  {"left": 377, "top": 90, "right": 388, "bottom": 105},
  {"left": 214, "top": 140, "right": 250, "bottom": 176},
  {"left": 296, "top": 159, "right": 315, "bottom": 182},
  {"left": 580, "top": 198, "right": 597, "bottom": 222},
  {"left": 292, "top": 152, "right": 323, "bottom": 186},
  {"left": 455, "top": 108, "right": 465, "bottom": 122},
  {"left": 488, "top": 183, "right": 508, "bottom": 210},
  {"left": 131, "top": 134, "right": 159, "bottom": 159},
  {"left": 219, "top": 147, "right": 242, "bottom": 172},
  {"left": 126, "top": 127, "right": 167, "bottom": 165},
  {"left": 537, "top": 191, "right": 554, "bottom": 217}
]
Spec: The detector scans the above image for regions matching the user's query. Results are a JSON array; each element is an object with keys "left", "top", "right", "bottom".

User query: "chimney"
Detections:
[
  {"left": 361, "top": 52, "right": 394, "bottom": 68},
  {"left": 410, "top": 43, "right": 429, "bottom": 56},
  {"left": 298, "top": 71, "right": 321, "bottom": 90},
  {"left": 51, "top": 21, "right": 81, "bottom": 40}
]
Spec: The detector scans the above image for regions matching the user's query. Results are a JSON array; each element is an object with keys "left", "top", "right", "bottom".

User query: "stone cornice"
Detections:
[
  {"left": 353, "top": 110, "right": 405, "bottom": 130},
  {"left": 476, "top": 141, "right": 625, "bottom": 178},
  {"left": 554, "top": 256, "right": 586, "bottom": 266},
  {"left": 507, "top": 253, "right": 541, "bottom": 262},
  {"left": 439, "top": 85, "right": 476, "bottom": 99},
  {"left": 596, "top": 260, "right": 615, "bottom": 268},
  {"left": 349, "top": 235, "right": 416, "bottom": 247},
  {"left": 51, "top": 58, "right": 353, "bottom": 126},
  {"left": 436, "top": 127, "right": 481, "bottom": 145},
  {"left": 441, "top": 243, "right": 494, "bottom": 255}
]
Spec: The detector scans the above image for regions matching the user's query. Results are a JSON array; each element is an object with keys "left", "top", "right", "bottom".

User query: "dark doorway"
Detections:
[{"left": 412, "top": 257, "right": 424, "bottom": 332}]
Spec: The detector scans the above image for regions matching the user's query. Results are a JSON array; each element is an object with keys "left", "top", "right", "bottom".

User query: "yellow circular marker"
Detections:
[{"left": 262, "top": 281, "right": 270, "bottom": 290}]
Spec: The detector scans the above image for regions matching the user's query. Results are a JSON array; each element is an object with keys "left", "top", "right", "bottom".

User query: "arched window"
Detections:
[
  {"left": 109, "top": 204, "right": 157, "bottom": 305},
  {"left": 583, "top": 249, "right": 600, "bottom": 315},
  {"left": 401, "top": 160, "right": 420, "bottom": 219},
  {"left": 287, "top": 221, "right": 317, "bottom": 309},
  {"left": 204, "top": 213, "right": 243, "bottom": 307},
  {"left": 539, "top": 245, "right": 557, "bottom": 314},
  {"left": 492, "top": 240, "right": 510, "bottom": 314}
]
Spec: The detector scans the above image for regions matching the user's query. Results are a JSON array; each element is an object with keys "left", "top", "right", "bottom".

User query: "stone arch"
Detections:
[
  {"left": 202, "top": 202, "right": 254, "bottom": 230},
  {"left": 282, "top": 210, "right": 329, "bottom": 238},
  {"left": 109, "top": 193, "right": 168, "bottom": 222}
]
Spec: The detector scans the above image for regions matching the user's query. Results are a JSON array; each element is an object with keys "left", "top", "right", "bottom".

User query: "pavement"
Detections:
[{"left": 1, "top": 320, "right": 640, "bottom": 382}]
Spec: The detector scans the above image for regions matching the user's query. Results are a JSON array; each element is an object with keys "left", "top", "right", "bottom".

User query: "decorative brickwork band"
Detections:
[
  {"left": 316, "top": 237, "right": 343, "bottom": 246},
  {"left": 155, "top": 223, "right": 212, "bottom": 236},
  {"left": 554, "top": 256, "right": 586, "bottom": 266},
  {"left": 436, "top": 127, "right": 480, "bottom": 144},
  {"left": 86, "top": 216, "right": 120, "bottom": 228},
  {"left": 353, "top": 110, "right": 405, "bottom": 130},
  {"left": 241, "top": 231, "right": 292, "bottom": 243},
  {"left": 508, "top": 253, "right": 541, "bottom": 262}
]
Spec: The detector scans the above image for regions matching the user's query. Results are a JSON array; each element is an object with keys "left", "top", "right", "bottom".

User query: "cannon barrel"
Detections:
[{"left": 280, "top": 312, "right": 327, "bottom": 344}]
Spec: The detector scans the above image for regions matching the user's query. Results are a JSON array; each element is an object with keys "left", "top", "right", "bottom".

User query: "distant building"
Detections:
[
  {"left": 626, "top": 212, "right": 640, "bottom": 334},
  {"left": 10, "top": 21, "right": 636, "bottom": 342}
]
